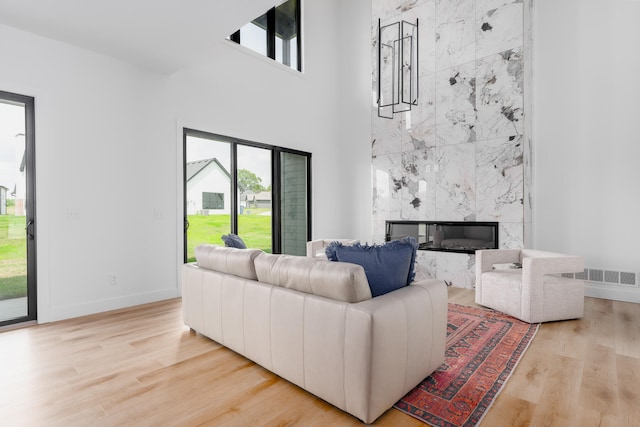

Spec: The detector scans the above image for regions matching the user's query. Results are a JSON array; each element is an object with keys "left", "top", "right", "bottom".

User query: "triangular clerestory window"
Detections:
[{"left": 229, "top": 0, "right": 301, "bottom": 72}]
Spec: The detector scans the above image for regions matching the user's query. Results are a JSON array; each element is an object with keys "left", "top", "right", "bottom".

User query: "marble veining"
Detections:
[
  {"left": 476, "top": 136, "right": 523, "bottom": 222},
  {"left": 402, "top": 72, "right": 436, "bottom": 151},
  {"left": 436, "top": 252, "right": 475, "bottom": 288},
  {"left": 436, "top": 61, "right": 476, "bottom": 145},
  {"left": 415, "top": 250, "right": 437, "bottom": 279},
  {"left": 372, "top": 109, "right": 403, "bottom": 156},
  {"left": 371, "top": 219, "right": 388, "bottom": 244},
  {"left": 401, "top": 149, "right": 436, "bottom": 219},
  {"left": 403, "top": 0, "right": 436, "bottom": 74},
  {"left": 476, "top": 47, "right": 523, "bottom": 140},
  {"left": 435, "top": 0, "right": 475, "bottom": 70},
  {"left": 435, "top": 143, "right": 476, "bottom": 221},
  {"left": 372, "top": 153, "right": 403, "bottom": 220},
  {"left": 523, "top": 135, "right": 532, "bottom": 223},
  {"left": 373, "top": 0, "right": 403, "bottom": 23},
  {"left": 476, "top": 0, "right": 523, "bottom": 59},
  {"left": 499, "top": 222, "right": 524, "bottom": 248}
]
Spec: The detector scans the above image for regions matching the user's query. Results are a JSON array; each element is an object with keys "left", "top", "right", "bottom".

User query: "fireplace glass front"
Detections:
[{"left": 385, "top": 220, "right": 498, "bottom": 254}]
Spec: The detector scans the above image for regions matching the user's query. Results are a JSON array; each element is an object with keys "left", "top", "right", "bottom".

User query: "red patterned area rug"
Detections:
[{"left": 394, "top": 303, "right": 539, "bottom": 427}]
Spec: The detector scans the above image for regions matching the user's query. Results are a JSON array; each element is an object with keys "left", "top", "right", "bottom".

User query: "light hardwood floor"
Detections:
[{"left": 1, "top": 288, "right": 639, "bottom": 426}]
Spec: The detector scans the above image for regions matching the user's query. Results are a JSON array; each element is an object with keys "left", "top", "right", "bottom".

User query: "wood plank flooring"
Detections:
[{"left": 0, "top": 288, "right": 638, "bottom": 426}]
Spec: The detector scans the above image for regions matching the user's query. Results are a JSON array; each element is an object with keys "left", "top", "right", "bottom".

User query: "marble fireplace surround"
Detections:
[{"left": 371, "top": 0, "right": 533, "bottom": 288}]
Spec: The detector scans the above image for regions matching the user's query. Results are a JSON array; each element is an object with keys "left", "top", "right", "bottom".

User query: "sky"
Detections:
[
  {"left": 0, "top": 102, "right": 25, "bottom": 194},
  {"left": 186, "top": 135, "right": 272, "bottom": 188}
]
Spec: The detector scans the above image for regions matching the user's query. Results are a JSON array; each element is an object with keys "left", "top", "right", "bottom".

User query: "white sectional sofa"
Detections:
[{"left": 182, "top": 245, "right": 447, "bottom": 423}]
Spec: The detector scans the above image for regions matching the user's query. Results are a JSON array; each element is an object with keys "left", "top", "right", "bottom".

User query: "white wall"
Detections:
[
  {"left": 337, "top": 0, "right": 373, "bottom": 242},
  {"left": 535, "top": 0, "right": 640, "bottom": 300},
  {"left": 168, "top": 0, "right": 373, "bottom": 243},
  {"left": 0, "top": 0, "right": 374, "bottom": 321},
  {"left": 0, "top": 24, "right": 177, "bottom": 322}
]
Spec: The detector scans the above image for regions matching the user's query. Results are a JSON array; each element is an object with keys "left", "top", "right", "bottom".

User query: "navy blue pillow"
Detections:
[
  {"left": 221, "top": 233, "right": 247, "bottom": 249},
  {"left": 325, "top": 237, "right": 417, "bottom": 297}
]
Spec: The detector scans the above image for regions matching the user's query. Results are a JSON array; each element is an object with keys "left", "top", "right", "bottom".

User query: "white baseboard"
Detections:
[
  {"left": 41, "top": 288, "right": 180, "bottom": 323},
  {"left": 584, "top": 281, "right": 640, "bottom": 304}
]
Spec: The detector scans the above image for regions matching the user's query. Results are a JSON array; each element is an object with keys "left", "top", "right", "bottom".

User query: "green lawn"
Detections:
[
  {"left": 186, "top": 212, "right": 272, "bottom": 262},
  {"left": 0, "top": 213, "right": 272, "bottom": 299},
  {"left": 0, "top": 215, "right": 28, "bottom": 301}
]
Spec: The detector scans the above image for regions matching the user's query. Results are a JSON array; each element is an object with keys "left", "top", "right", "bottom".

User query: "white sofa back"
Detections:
[
  {"left": 182, "top": 259, "right": 447, "bottom": 423},
  {"left": 194, "top": 245, "right": 262, "bottom": 280},
  {"left": 195, "top": 244, "right": 372, "bottom": 303},
  {"left": 255, "top": 253, "right": 372, "bottom": 302}
]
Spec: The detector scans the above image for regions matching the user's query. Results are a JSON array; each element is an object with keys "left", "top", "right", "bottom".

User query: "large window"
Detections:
[
  {"left": 229, "top": 0, "right": 301, "bottom": 71},
  {"left": 183, "top": 129, "right": 311, "bottom": 262}
]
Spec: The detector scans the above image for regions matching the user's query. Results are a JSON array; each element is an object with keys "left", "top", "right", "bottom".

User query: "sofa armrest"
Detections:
[
  {"left": 306, "top": 239, "right": 358, "bottom": 258},
  {"left": 521, "top": 251, "right": 584, "bottom": 275},
  {"left": 341, "top": 279, "right": 447, "bottom": 423},
  {"left": 476, "top": 249, "right": 522, "bottom": 275},
  {"left": 521, "top": 253, "right": 584, "bottom": 296}
]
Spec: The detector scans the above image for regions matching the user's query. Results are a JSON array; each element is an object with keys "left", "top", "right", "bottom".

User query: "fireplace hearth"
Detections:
[{"left": 385, "top": 220, "right": 499, "bottom": 254}]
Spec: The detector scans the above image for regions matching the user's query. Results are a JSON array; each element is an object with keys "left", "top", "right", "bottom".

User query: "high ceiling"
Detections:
[{"left": 0, "top": 0, "right": 278, "bottom": 74}]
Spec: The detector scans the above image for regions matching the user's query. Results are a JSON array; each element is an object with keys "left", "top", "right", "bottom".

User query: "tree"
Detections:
[{"left": 237, "top": 169, "right": 266, "bottom": 194}]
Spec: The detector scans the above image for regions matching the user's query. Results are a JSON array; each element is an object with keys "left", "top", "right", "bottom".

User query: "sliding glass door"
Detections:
[
  {"left": 279, "top": 151, "right": 309, "bottom": 256},
  {"left": 184, "top": 133, "right": 232, "bottom": 262},
  {"left": 183, "top": 129, "right": 310, "bottom": 260},
  {"left": 237, "top": 145, "right": 272, "bottom": 252},
  {"left": 0, "top": 91, "right": 36, "bottom": 327}
]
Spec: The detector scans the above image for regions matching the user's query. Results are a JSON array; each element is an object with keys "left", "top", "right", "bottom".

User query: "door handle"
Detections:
[
  {"left": 26, "top": 219, "right": 35, "bottom": 240},
  {"left": 184, "top": 218, "right": 190, "bottom": 232}
]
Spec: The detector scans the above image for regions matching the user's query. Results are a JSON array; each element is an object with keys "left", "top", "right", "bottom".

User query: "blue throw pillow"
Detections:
[
  {"left": 221, "top": 233, "right": 247, "bottom": 249},
  {"left": 325, "top": 237, "right": 417, "bottom": 297}
]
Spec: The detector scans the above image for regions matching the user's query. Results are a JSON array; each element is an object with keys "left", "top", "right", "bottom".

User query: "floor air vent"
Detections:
[
  {"left": 620, "top": 272, "right": 637, "bottom": 286},
  {"left": 562, "top": 269, "right": 637, "bottom": 286},
  {"left": 588, "top": 269, "right": 604, "bottom": 282}
]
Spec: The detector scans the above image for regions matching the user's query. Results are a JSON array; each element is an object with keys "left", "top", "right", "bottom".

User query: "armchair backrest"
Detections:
[
  {"left": 476, "top": 248, "right": 584, "bottom": 298},
  {"left": 306, "top": 239, "right": 358, "bottom": 258}
]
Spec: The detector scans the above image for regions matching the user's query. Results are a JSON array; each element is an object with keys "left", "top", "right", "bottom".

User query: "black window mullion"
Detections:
[
  {"left": 296, "top": 0, "right": 302, "bottom": 72},
  {"left": 266, "top": 7, "right": 276, "bottom": 60},
  {"left": 306, "top": 154, "right": 312, "bottom": 241},
  {"left": 183, "top": 131, "right": 188, "bottom": 262},
  {"left": 231, "top": 143, "right": 239, "bottom": 235},
  {"left": 271, "top": 151, "right": 282, "bottom": 254}
]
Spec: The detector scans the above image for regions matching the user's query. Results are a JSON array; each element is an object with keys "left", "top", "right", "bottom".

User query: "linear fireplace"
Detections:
[{"left": 385, "top": 220, "right": 499, "bottom": 254}]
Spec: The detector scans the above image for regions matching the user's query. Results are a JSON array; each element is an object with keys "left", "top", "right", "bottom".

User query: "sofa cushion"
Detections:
[
  {"left": 254, "top": 253, "right": 372, "bottom": 303},
  {"left": 325, "top": 237, "right": 417, "bottom": 297},
  {"left": 194, "top": 244, "right": 262, "bottom": 280},
  {"left": 222, "top": 233, "right": 247, "bottom": 249}
]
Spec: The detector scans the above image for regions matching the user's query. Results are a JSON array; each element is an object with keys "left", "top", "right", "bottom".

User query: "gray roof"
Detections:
[{"left": 186, "top": 158, "right": 230, "bottom": 182}]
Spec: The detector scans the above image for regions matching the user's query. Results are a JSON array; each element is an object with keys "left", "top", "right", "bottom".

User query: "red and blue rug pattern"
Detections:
[{"left": 394, "top": 303, "right": 539, "bottom": 427}]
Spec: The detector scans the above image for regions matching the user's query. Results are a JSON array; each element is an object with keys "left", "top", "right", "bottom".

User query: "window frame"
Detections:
[
  {"left": 230, "top": 0, "right": 302, "bottom": 72},
  {"left": 182, "top": 128, "right": 311, "bottom": 260}
]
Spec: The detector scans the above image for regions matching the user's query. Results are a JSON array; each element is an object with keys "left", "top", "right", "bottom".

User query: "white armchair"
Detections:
[
  {"left": 475, "top": 249, "right": 585, "bottom": 323},
  {"left": 306, "top": 239, "right": 358, "bottom": 259}
]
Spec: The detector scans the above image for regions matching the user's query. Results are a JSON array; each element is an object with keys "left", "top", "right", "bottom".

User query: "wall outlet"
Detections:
[
  {"left": 108, "top": 274, "right": 118, "bottom": 286},
  {"left": 66, "top": 209, "right": 80, "bottom": 220}
]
